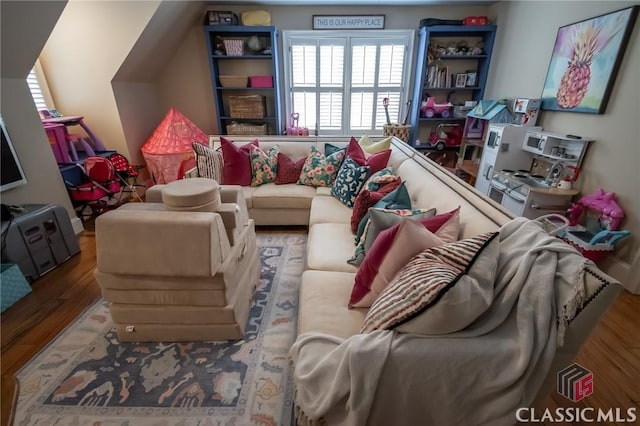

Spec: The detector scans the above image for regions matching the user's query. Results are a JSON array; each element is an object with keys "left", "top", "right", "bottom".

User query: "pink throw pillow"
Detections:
[
  {"left": 347, "top": 137, "right": 391, "bottom": 175},
  {"left": 220, "top": 137, "right": 259, "bottom": 186},
  {"left": 350, "top": 219, "right": 445, "bottom": 308},
  {"left": 275, "top": 153, "right": 306, "bottom": 185},
  {"left": 420, "top": 206, "right": 461, "bottom": 242},
  {"left": 348, "top": 206, "right": 461, "bottom": 308}
]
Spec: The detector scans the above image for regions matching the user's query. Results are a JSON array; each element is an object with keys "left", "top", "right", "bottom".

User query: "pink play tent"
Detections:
[{"left": 141, "top": 108, "right": 208, "bottom": 184}]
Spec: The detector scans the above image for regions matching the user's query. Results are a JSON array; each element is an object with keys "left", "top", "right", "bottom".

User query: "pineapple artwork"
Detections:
[{"left": 541, "top": 6, "right": 638, "bottom": 114}]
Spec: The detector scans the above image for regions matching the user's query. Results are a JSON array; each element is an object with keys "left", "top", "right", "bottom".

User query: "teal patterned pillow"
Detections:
[
  {"left": 331, "top": 157, "right": 371, "bottom": 207},
  {"left": 364, "top": 167, "right": 396, "bottom": 192},
  {"left": 250, "top": 145, "right": 279, "bottom": 186},
  {"left": 298, "top": 146, "right": 346, "bottom": 187}
]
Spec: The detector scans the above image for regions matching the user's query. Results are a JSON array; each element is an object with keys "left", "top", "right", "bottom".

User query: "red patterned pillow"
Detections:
[
  {"left": 220, "top": 137, "right": 259, "bottom": 186},
  {"left": 347, "top": 137, "right": 392, "bottom": 175},
  {"left": 350, "top": 178, "right": 401, "bottom": 233},
  {"left": 275, "top": 153, "right": 306, "bottom": 185}
]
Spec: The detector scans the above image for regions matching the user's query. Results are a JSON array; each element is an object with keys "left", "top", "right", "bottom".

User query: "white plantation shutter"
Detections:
[
  {"left": 284, "top": 31, "right": 413, "bottom": 135},
  {"left": 27, "top": 69, "right": 48, "bottom": 110}
]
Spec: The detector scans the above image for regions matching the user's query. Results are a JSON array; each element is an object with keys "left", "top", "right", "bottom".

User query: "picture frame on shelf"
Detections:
[
  {"left": 455, "top": 73, "right": 468, "bottom": 88},
  {"left": 465, "top": 72, "right": 477, "bottom": 87},
  {"left": 540, "top": 5, "right": 638, "bottom": 114}
]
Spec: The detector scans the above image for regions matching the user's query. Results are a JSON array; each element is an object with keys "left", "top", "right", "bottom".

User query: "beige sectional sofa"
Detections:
[{"left": 180, "top": 136, "right": 621, "bottom": 423}]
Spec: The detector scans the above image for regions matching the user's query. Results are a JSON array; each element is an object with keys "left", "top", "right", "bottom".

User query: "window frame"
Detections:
[{"left": 282, "top": 30, "right": 415, "bottom": 136}]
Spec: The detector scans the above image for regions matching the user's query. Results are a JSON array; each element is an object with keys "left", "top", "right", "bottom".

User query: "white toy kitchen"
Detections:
[{"left": 475, "top": 124, "right": 592, "bottom": 219}]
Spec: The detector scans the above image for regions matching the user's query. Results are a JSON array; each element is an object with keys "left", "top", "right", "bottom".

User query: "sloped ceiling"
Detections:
[
  {"left": 114, "top": 1, "right": 205, "bottom": 82},
  {"left": 0, "top": 0, "right": 67, "bottom": 78}
]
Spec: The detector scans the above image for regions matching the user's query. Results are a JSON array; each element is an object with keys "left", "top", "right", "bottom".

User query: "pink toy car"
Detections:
[{"left": 420, "top": 97, "right": 453, "bottom": 118}]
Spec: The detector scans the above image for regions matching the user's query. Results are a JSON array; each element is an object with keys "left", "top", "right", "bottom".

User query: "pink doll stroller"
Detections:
[{"left": 65, "top": 156, "right": 122, "bottom": 222}]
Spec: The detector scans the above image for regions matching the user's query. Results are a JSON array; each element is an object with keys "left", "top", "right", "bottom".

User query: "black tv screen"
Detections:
[{"left": 1, "top": 116, "right": 28, "bottom": 192}]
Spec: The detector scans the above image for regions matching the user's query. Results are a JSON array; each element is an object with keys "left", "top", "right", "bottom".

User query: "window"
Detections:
[
  {"left": 26, "top": 61, "right": 54, "bottom": 112},
  {"left": 283, "top": 30, "right": 414, "bottom": 136}
]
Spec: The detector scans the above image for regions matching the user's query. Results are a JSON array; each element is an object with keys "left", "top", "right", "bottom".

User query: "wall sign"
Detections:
[{"left": 313, "top": 15, "right": 385, "bottom": 30}]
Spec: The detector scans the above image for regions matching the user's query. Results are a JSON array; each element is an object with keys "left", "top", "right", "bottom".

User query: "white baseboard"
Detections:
[
  {"left": 71, "top": 217, "right": 85, "bottom": 235},
  {"left": 600, "top": 255, "right": 634, "bottom": 293}
]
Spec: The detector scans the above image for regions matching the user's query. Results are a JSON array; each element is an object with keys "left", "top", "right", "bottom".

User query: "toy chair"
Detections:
[
  {"left": 561, "top": 188, "right": 631, "bottom": 262},
  {"left": 65, "top": 156, "right": 122, "bottom": 222},
  {"left": 107, "top": 152, "right": 146, "bottom": 202}
]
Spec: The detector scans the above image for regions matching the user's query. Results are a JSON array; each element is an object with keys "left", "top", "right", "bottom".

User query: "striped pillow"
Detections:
[
  {"left": 361, "top": 232, "right": 499, "bottom": 334},
  {"left": 192, "top": 142, "right": 223, "bottom": 183}
]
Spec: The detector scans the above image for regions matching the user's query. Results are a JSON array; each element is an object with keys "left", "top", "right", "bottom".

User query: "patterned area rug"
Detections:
[{"left": 14, "top": 234, "right": 306, "bottom": 426}]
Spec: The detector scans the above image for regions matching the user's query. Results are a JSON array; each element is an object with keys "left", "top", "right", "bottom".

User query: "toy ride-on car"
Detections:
[
  {"left": 420, "top": 96, "right": 453, "bottom": 118},
  {"left": 428, "top": 123, "right": 463, "bottom": 150}
]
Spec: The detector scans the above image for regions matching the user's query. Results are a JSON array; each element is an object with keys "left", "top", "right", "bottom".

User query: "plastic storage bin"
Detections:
[
  {"left": 1, "top": 264, "right": 31, "bottom": 312},
  {"left": 250, "top": 76, "right": 273, "bottom": 88}
]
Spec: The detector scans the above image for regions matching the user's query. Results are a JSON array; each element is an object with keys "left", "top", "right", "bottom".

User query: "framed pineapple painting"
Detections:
[{"left": 541, "top": 6, "right": 638, "bottom": 114}]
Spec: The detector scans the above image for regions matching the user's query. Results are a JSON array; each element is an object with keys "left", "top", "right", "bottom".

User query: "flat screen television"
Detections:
[{"left": 1, "top": 115, "right": 28, "bottom": 192}]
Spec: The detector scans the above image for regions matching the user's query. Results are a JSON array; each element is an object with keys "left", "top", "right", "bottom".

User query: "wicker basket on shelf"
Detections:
[
  {"left": 219, "top": 75, "right": 248, "bottom": 87},
  {"left": 226, "top": 122, "right": 268, "bottom": 135},
  {"left": 383, "top": 123, "right": 411, "bottom": 143},
  {"left": 229, "top": 95, "right": 266, "bottom": 118}
]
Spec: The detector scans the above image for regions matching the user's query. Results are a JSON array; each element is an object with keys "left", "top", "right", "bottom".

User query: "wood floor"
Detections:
[{"left": 1, "top": 231, "right": 639, "bottom": 425}]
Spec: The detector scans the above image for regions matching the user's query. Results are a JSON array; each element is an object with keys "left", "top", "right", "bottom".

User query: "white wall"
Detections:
[
  {"left": 0, "top": 0, "right": 81, "bottom": 230},
  {"left": 487, "top": 1, "right": 640, "bottom": 286},
  {"left": 40, "top": 0, "right": 160, "bottom": 159}
]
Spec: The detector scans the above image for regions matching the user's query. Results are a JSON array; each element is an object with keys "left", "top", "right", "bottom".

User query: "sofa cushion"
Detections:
[
  {"left": 349, "top": 207, "right": 436, "bottom": 266},
  {"left": 347, "top": 137, "right": 392, "bottom": 174},
  {"left": 298, "top": 146, "right": 345, "bottom": 187},
  {"left": 192, "top": 142, "right": 223, "bottom": 182},
  {"left": 252, "top": 183, "right": 315, "bottom": 209},
  {"left": 361, "top": 232, "right": 499, "bottom": 334},
  {"left": 275, "top": 152, "right": 306, "bottom": 185},
  {"left": 349, "top": 219, "right": 445, "bottom": 308},
  {"left": 331, "top": 157, "right": 371, "bottom": 208},
  {"left": 298, "top": 270, "right": 366, "bottom": 339},
  {"left": 220, "top": 137, "right": 259, "bottom": 186},
  {"left": 315, "top": 187, "right": 332, "bottom": 196},
  {"left": 249, "top": 144, "right": 279, "bottom": 187},
  {"left": 307, "top": 223, "right": 357, "bottom": 273},
  {"left": 242, "top": 186, "right": 255, "bottom": 209},
  {"left": 309, "top": 194, "right": 352, "bottom": 225}
]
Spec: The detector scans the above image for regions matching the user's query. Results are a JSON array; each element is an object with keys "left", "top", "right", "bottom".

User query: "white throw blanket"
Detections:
[{"left": 290, "top": 218, "right": 594, "bottom": 425}]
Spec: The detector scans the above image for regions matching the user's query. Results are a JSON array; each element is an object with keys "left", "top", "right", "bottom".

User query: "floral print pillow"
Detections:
[
  {"left": 250, "top": 145, "right": 279, "bottom": 186},
  {"left": 331, "top": 157, "right": 371, "bottom": 208},
  {"left": 298, "top": 146, "right": 346, "bottom": 187}
]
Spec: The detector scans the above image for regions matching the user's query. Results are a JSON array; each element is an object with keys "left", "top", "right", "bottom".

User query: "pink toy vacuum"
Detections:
[{"left": 562, "top": 188, "right": 630, "bottom": 262}]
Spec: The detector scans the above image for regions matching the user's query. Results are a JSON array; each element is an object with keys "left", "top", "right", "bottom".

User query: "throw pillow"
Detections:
[
  {"left": 350, "top": 178, "right": 402, "bottom": 233},
  {"left": 249, "top": 145, "right": 279, "bottom": 186},
  {"left": 349, "top": 207, "right": 437, "bottom": 266},
  {"left": 350, "top": 219, "right": 445, "bottom": 308},
  {"left": 330, "top": 157, "right": 371, "bottom": 208},
  {"left": 360, "top": 135, "right": 392, "bottom": 154},
  {"left": 347, "top": 137, "right": 391, "bottom": 175},
  {"left": 298, "top": 145, "right": 346, "bottom": 187},
  {"left": 360, "top": 232, "right": 499, "bottom": 334},
  {"left": 275, "top": 153, "right": 306, "bottom": 185},
  {"left": 324, "top": 143, "right": 345, "bottom": 157},
  {"left": 354, "top": 181, "right": 411, "bottom": 244},
  {"left": 192, "top": 142, "right": 223, "bottom": 182},
  {"left": 220, "top": 137, "right": 259, "bottom": 186},
  {"left": 373, "top": 181, "right": 411, "bottom": 210},
  {"left": 419, "top": 206, "right": 461, "bottom": 243},
  {"left": 362, "top": 168, "right": 396, "bottom": 192}
]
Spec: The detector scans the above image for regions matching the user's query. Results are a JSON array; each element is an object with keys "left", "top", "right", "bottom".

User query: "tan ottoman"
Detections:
[{"left": 162, "top": 178, "right": 221, "bottom": 212}]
